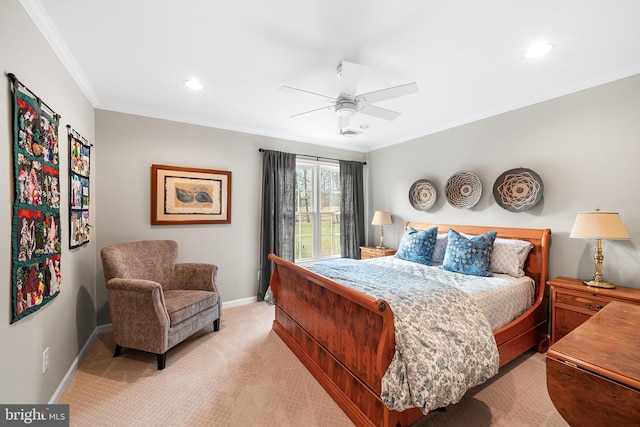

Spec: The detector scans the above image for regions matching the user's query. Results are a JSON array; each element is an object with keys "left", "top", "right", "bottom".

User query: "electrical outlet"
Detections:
[{"left": 42, "top": 347, "right": 49, "bottom": 374}]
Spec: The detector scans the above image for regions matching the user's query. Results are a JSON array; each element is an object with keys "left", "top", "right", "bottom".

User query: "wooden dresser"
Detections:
[
  {"left": 546, "top": 301, "right": 640, "bottom": 427},
  {"left": 359, "top": 246, "right": 396, "bottom": 259},
  {"left": 548, "top": 277, "right": 640, "bottom": 345}
]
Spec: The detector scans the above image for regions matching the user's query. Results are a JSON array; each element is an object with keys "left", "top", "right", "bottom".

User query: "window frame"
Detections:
[{"left": 294, "top": 159, "right": 341, "bottom": 263}]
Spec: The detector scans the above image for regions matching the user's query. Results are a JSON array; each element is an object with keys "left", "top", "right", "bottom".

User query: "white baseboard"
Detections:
[
  {"left": 222, "top": 296, "right": 257, "bottom": 309},
  {"left": 49, "top": 295, "right": 258, "bottom": 403},
  {"left": 48, "top": 327, "right": 98, "bottom": 404},
  {"left": 96, "top": 323, "right": 112, "bottom": 333}
]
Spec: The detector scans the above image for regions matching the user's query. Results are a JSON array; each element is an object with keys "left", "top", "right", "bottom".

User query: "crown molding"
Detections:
[{"left": 20, "top": 0, "right": 99, "bottom": 106}]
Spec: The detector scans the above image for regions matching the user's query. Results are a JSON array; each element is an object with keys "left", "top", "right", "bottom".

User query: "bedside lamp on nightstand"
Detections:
[
  {"left": 570, "top": 209, "right": 630, "bottom": 288},
  {"left": 372, "top": 211, "right": 392, "bottom": 249}
]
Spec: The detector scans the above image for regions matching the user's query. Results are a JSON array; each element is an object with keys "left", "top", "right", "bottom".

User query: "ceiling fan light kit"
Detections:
[
  {"left": 282, "top": 60, "right": 418, "bottom": 136},
  {"left": 335, "top": 100, "right": 357, "bottom": 117}
]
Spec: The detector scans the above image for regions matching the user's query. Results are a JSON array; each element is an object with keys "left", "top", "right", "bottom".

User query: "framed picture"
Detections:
[{"left": 151, "top": 164, "right": 231, "bottom": 225}]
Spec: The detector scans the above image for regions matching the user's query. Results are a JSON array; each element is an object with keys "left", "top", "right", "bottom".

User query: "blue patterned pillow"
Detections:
[
  {"left": 440, "top": 229, "right": 497, "bottom": 277},
  {"left": 394, "top": 226, "right": 438, "bottom": 265}
]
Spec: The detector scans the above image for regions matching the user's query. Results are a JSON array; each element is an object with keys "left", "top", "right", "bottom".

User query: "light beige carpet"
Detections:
[
  {"left": 60, "top": 302, "right": 568, "bottom": 426},
  {"left": 416, "top": 345, "right": 568, "bottom": 426}
]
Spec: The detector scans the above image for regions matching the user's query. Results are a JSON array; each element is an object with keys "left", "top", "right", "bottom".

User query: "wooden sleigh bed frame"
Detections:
[{"left": 269, "top": 223, "right": 551, "bottom": 427}]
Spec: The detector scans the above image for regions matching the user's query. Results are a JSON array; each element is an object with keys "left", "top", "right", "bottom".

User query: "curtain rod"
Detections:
[{"left": 258, "top": 148, "right": 366, "bottom": 165}]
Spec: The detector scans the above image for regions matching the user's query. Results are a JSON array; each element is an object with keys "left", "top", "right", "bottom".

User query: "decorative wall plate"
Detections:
[
  {"left": 492, "top": 167, "right": 544, "bottom": 212},
  {"left": 445, "top": 171, "right": 482, "bottom": 209},
  {"left": 409, "top": 179, "right": 437, "bottom": 211}
]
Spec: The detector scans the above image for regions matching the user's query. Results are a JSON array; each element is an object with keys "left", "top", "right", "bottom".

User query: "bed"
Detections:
[{"left": 268, "top": 223, "right": 551, "bottom": 427}]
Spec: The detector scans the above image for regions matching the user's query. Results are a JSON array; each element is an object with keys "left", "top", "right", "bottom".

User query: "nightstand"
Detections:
[
  {"left": 359, "top": 246, "right": 396, "bottom": 259},
  {"left": 547, "top": 276, "right": 640, "bottom": 345}
]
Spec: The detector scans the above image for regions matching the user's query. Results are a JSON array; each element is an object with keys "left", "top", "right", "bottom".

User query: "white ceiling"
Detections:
[{"left": 22, "top": 0, "right": 640, "bottom": 152}]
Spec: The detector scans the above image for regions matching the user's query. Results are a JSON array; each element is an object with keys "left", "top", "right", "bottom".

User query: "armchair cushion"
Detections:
[{"left": 164, "top": 290, "right": 217, "bottom": 325}]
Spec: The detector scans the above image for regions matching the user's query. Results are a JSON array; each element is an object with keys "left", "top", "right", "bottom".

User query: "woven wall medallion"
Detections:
[
  {"left": 445, "top": 171, "right": 482, "bottom": 209},
  {"left": 493, "top": 167, "right": 544, "bottom": 212},
  {"left": 409, "top": 179, "right": 437, "bottom": 211}
]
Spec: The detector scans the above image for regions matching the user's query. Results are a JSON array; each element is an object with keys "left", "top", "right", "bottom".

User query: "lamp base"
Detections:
[
  {"left": 584, "top": 280, "right": 616, "bottom": 289},
  {"left": 376, "top": 245, "right": 387, "bottom": 250}
]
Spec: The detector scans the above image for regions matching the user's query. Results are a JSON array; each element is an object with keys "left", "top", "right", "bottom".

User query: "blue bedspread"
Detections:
[{"left": 307, "top": 258, "right": 499, "bottom": 413}]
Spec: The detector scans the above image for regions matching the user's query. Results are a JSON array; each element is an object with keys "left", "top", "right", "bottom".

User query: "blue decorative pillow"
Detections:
[
  {"left": 394, "top": 226, "right": 438, "bottom": 265},
  {"left": 440, "top": 229, "right": 497, "bottom": 277}
]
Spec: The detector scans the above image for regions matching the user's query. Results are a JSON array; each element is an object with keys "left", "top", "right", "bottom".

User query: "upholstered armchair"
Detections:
[{"left": 101, "top": 240, "right": 221, "bottom": 369}]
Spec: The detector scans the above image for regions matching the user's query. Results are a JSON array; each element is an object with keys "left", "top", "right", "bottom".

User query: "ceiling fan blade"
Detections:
[
  {"left": 290, "top": 104, "right": 334, "bottom": 118},
  {"left": 359, "top": 104, "right": 402, "bottom": 121},
  {"left": 280, "top": 85, "right": 336, "bottom": 103},
  {"left": 338, "top": 60, "right": 361, "bottom": 99},
  {"left": 355, "top": 82, "right": 418, "bottom": 104}
]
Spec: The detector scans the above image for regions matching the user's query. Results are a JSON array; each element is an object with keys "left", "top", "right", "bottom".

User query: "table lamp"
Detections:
[
  {"left": 570, "top": 209, "right": 629, "bottom": 288},
  {"left": 371, "top": 211, "right": 392, "bottom": 249}
]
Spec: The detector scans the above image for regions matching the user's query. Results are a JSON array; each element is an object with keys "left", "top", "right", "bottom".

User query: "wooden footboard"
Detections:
[
  {"left": 269, "top": 223, "right": 551, "bottom": 427},
  {"left": 269, "top": 255, "right": 422, "bottom": 427}
]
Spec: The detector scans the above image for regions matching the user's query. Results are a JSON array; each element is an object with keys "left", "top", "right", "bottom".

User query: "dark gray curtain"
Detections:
[
  {"left": 339, "top": 160, "right": 365, "bottom": 259},
  {"left": 258, "top": 150, "right": 296, "bottom": 301}
]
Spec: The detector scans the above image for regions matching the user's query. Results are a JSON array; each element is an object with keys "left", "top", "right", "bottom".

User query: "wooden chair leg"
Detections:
[
  {"left": 213, "top": 318, "right": 220, "bottom": 331},
  {"left": 157, "top": 353, "right": 167, "bottom": 370},
  {"left": 114, "top": 345, "right": 122, "bottom": 358}
]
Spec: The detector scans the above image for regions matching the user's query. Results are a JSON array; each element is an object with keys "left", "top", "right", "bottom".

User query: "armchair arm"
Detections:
[
  {"left": 107, "top": 278, "right": 164, "bottom": 293},
  {"left": 173, "top": 263, "right": 219, "bottom": 293},
  {"left": 106, "top": 278, "right": 170, "bottom": 354}
]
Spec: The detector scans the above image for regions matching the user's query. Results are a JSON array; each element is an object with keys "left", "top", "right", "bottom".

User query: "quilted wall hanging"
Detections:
[
  {"left": 8, "top": 73, "right": 62, "bottom": 323},
  {"left": 68, "top": 126, "right": 91, "bottom": 248}
]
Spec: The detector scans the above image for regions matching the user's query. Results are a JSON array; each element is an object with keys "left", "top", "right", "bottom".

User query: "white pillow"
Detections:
[{"left": 490, "top": 238, "right": 533, "bottom": 277}]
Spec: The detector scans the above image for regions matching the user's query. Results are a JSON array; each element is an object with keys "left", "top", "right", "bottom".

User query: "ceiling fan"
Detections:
[{"left": 281, "top": 60, "right": 418, "bottom": 135}]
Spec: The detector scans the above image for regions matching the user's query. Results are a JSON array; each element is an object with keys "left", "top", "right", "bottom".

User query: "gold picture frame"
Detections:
[{"left": 151, "top": 164, "right": 231, "bottom": 225}]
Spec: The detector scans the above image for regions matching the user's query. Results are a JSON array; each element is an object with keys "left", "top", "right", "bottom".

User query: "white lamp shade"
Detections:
[
  {"left": 570, "top": 211, "right": 630, "bottom": 240},
  {"left": 371, "top": 211, "right": 392, "bottom": 226}
]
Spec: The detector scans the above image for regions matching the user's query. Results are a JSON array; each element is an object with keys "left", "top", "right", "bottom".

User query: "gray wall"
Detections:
[
  {"left": 94, "top": 110, "right": 366, "bottom": 325},
  {"left": 1, "top": 0, "right": 96, "bottom": 403},
  {"left": 367, "top": 74, "right": 640, "bottom": 288}
]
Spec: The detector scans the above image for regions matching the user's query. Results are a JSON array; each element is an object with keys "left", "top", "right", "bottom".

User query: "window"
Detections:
[{"left": 295, "top": 160, "right": 341, "bottom": 261}]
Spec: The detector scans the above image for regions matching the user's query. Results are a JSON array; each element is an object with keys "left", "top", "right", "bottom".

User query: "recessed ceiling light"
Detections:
[
  {"left": 525, "top": 42, "right": 553, "bottom": 59},
  {"left": 184, "top": 79, "right": 204, "bottom": 90}
]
